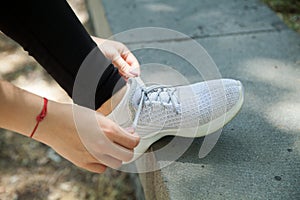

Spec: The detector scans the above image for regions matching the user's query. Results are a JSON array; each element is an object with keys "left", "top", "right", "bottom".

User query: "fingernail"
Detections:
[
  {"left": 125, "top": 127, "right": 135, "bottom": 133},
  {"left": 129, "top": 70, "right": 139, "bottom": 76},
  {"left": 130, "top": 66, "right": 140, "bottom": 75}
]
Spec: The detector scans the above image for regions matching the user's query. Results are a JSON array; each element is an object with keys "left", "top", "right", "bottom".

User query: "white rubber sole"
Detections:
[{"left": 124, "top": 84, "right": 244, "bottom": 164}]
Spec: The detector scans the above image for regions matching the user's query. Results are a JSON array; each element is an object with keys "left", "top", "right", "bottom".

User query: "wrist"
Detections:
[
  {"left": 29, "top": 98, "right": 48, "bottom": 138},
  {"left": 33, "top": 101, "right": 75, "bottom": 145}
]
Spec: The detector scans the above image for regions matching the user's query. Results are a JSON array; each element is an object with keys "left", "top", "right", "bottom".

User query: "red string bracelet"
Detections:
[{"left": 30, "top": 97, "right": 48, "bottom": 138}]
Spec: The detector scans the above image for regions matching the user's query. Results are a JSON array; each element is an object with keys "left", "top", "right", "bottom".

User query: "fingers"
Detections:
[
  {"left": 94, "top": 114, "right": 139, "bottom": 164},
  {"left": 105, "top": 125, "right": 140, "bottom": 149},
  {"left": 103, "top": 122, "right": 140, "bottom": 161},
  {"left": 102, "top": 125, "right": 139, "bottom": 161},
  {"left": 123, "top": 52, "right": 140, "bottom": 76},
  {"left": 84, "top": 163, "right": 107, "bottom": 174},
  {"left": 74, "top": 154, "right": 108, "bottom": 173},
  {"left": 113, "top": 56, "right": 136, "bottom": 78},
  {"left": 90, "top": 141, "right": 133, "bottom": 167},
  {"left": 96, "top": 121, "right": 138, "bottom": 162},
  {"left": 92, "top": 36, "right": 140, "bottom": 78},
  {"left": 79, "top": 149, "right": 123, "bottom": 171},
  {"left": 76, "top": 148, "right": 123, "bottom": 172},
  {"left": 112, "top": 51, "right": 140, "bottom": 79},
  {"left": 95, "top": 154, "right": 122, "bottom": 169},
  {"left": 105, "top": 142, "right": 135, "bottom": 162}
]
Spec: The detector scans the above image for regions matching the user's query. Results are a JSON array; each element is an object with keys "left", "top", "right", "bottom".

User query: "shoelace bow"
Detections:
[{"left": 132, "top": 85, "right": 180, "bottom": 128}]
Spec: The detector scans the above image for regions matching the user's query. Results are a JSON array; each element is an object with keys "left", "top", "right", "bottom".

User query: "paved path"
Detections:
[{"left": 88, "top": 0, "right": 300, "bottom": 199}]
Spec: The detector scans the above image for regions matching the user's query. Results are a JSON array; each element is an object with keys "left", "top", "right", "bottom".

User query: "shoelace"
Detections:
[{"left": 132, "top": 85, "right": 180, "bottom": 129}]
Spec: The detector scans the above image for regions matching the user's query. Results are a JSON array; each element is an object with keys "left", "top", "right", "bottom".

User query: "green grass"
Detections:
[{"left": 262, "top": 0, "right": 300, "bottom": 33}]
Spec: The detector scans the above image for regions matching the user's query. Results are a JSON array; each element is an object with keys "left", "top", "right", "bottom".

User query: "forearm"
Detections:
[
  {"left": 0, "top": 80, "right": 44, "bottom": 137},
  {"left": 0, "top": 80, "right": 73, "bottom": 144}
]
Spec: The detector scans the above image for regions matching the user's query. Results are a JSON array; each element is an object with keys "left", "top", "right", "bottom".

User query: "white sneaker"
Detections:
[{"left": 108, "top": 77, "right": 244, "bottom": 163}]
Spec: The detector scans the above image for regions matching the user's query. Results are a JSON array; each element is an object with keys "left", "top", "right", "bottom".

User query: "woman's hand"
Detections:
[
  {"left": 92, "top": 36, "right": 140, "bottom": 80},
  {"left": 35, "top": 101, "right": 140, "bottom": 173},
  {"left": 0, "top": 80, "right": 139, "bottom": 174}
]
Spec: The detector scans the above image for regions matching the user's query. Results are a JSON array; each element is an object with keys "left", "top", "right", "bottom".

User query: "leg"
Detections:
[
  {"left": 0, "top": 0, "right": 126, "bottom": 111},
  {"left": 97, "top": 85, "right": 127, "bottom": 115}
]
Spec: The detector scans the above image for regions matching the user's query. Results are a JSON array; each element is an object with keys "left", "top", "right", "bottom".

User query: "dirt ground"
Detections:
[
  {"left": 0, "top": 1, "right": 136, "bottom": 199},
  {"left": 263, "top": 0, "right": 300, "bottom": 33}
]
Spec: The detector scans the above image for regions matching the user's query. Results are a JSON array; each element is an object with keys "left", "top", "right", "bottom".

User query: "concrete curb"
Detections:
[{"left": 86, "top": 0, "right": 112, "bottom": 38}]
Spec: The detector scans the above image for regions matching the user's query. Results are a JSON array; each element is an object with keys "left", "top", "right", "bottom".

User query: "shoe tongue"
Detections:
[
  {"left": 129, "top": 77, "right": 145, "bottom": 109},
  {"left": 131, "top": 86, "right": 142, "bottom": 109},
  {"left": 107, "top": 77, "right": 144, "bottom": 126}
]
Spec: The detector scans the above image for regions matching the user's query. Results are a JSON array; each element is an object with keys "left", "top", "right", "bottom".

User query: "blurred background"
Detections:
[
  {"left": 0, "top": 0, "right": 299, "bottom": 199},
  {"left": 263, "top": 0, "right": 300, "bottom": 33}
]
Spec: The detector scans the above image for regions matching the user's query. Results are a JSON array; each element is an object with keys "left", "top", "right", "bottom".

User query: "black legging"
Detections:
[{"left": 0, "top": 0, "right": 125, "bottom": 109}]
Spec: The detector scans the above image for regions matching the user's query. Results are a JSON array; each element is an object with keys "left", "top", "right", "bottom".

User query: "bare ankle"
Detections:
[{"left": 97, "top": 85, "right": 127, "bottom": 115}]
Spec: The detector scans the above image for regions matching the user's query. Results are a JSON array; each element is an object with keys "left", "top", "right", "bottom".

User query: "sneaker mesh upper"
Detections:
[{"left": 126, "top": 78, "right": 242, "bottom": 135}]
